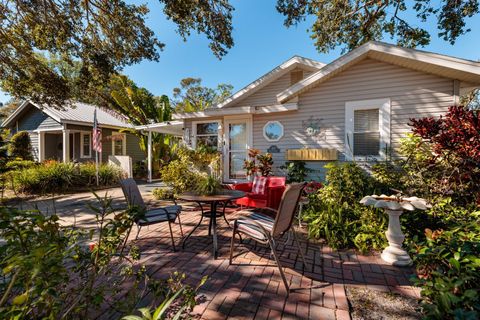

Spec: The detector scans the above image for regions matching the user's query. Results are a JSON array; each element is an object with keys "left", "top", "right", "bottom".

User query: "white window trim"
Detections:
[
  {"left": 192, "top": 120, "right": 221, "bottom": 149},
  {"left": 345, "top": 98, "right": 391, "bottom": 161},
  {"left": 263, "top": 120, "right": 284, "bottom": 142},
  {"left": 111, "top": 132, "right": 127, "bottom": 156},
  {"left": 80, "top": 132, "right": 92, "bottom": 158}
]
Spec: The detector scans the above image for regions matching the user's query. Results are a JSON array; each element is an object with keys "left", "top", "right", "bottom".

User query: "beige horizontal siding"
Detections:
[
  {"left": 249, "top": 58, "right": 453, "bottom": 176},
  {"left": 181, "top": 58, "right": 454, "bottom": 180},
  {"left": 237, "top": 67, "right": 307, "bottom": 107}
]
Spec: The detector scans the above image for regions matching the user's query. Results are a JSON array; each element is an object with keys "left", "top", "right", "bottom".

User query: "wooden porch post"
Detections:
[
  {"left": 38, "top": 132, "right": 45, "bottom": 162},
  {"left": 62, "top": 129, "right": 70, "bottom": 163}
]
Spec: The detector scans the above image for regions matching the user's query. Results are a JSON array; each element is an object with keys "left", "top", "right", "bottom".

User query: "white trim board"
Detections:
[
  {"left": 173, "top": 103, "right": 298, "bottom": 120},
  {"left": 344, "top": 98, "right": 391, "bottom": 161}
]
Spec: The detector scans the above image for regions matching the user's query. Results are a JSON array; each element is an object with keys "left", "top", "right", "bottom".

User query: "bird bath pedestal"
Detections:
[{"left": 360, "top": 195, "right": 430, "bottom": 267}]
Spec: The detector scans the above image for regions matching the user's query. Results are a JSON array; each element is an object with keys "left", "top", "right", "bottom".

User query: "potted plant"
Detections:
[
  {"left": 243, "top": 148, "right": 274, "bottom": 179},
  {"left": 196, "top": 175, "right": 222, "bottom": 196}
]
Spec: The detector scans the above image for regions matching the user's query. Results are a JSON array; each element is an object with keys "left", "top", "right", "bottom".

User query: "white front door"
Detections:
[{"left": 223, "top": 116, "right": 252, "bottom": 182}]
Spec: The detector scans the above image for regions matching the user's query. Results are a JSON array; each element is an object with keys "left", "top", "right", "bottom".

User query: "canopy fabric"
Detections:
[{"left": 135, "top": 120, "right": 184, "bottom": 136}]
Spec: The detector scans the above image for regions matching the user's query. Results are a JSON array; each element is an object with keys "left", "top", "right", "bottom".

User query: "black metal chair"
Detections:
[{"left": 120, "top": 178, "right": 183, "bottom": 251}]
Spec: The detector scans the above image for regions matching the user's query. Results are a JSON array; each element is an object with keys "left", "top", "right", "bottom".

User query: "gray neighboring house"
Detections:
[{"left": 1, "top": 101, "right": 145, "bottom": 164}]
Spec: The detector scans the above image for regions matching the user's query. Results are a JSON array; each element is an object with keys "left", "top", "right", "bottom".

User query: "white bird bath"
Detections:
[{"left": 360, "top": 195, "right": 430, "bottom": 267}]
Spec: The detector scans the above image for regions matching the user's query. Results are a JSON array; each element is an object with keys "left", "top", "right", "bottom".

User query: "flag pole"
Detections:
[{"left": 94, "top": 108, "right": 99, "bottom": 186}]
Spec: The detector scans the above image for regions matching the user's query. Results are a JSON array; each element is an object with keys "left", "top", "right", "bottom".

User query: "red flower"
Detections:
[{"left": 304, "top": 181, "right": 323, "bottom": 194}]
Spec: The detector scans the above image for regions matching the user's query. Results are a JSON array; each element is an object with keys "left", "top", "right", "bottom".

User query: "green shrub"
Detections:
[
  {"left": 98, "top": 163, "right": 124, "bottom": 185},
  {"left": 304, "top": 162, "right": 386, "bottom": 252},
  {"left": 411, "top": 211, "right": 480, "bottom": 319},
  {"left": 280, "top": 160, "right": 312, "bottom": 183},
  {"left": 0, "top": 196, "right": 204, "bottom": 318},
  {"left": 152, "top": 187, "right": 174, "bottom": 200},
  {"left": 159, "top": 148, "right": 204, "bottom": 194},
  {"left": 133, "top": 160, "right": 147, "bottom": 178},
  {"left": 11, "top": 161, "right": 124, "bottom": 194},
  {"left": 4, "top": 159, "right": 37, "bottom": 171},
  {"left": 320, "top": 162, "right": 375, "bottom": 204},
  {"left": 8, "top": 131, "right": 33, "bottom": 160}
]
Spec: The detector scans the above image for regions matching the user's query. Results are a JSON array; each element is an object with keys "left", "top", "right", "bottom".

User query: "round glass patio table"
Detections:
[{"left": 177, "top": 190, "right": 246, "bottom": 259}]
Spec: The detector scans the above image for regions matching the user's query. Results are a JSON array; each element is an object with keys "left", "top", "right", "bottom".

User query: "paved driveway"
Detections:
[{"left": 17, "top": 181, "right": 166, "bottom": 228}]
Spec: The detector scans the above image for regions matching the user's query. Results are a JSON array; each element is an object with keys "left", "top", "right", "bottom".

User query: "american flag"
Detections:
[{"left": 93, "top": 108, "right": 102, "bottom": 152}]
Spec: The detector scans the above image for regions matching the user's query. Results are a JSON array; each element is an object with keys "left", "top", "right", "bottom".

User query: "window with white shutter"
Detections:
[{"left": 345, "top": 98, "right": 391, "bottom": 160}]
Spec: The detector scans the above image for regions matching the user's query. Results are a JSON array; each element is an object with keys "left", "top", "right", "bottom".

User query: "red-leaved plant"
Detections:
[{"left": 409, "top": 105, "right": 480, "bottom": 204}]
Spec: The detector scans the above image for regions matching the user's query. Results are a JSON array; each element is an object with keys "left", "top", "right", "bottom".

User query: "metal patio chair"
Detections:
[
  {"left": 229, "top": 182, "right": 309, "bottom": 293},
  {"left": 120, "top": 178, "right": 183, "bottom": 251}
]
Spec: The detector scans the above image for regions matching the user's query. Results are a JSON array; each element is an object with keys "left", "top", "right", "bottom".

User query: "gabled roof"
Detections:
[
  {"left": 2, "top": 100, "right": 132, "bottom": 129},
  {"left": 277, "top": 41, "right": 480, "bottom": 103},
  {"left": 217, "top": 55, "right": 325, "bottom": 108}
]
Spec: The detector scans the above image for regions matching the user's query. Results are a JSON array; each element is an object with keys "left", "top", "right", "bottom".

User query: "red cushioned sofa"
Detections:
[{"left": 229, "top": 176, "right": 286, "bottom": 210}]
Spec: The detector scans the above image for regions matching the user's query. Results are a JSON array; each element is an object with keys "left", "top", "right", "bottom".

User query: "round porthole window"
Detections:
[{"left": 263, "top": 121, "right": 284, "bottom": 142}]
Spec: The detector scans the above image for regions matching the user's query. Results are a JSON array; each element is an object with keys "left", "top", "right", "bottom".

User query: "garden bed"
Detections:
[{"left": 347, "top": 287, "right": 421, "bottom": 320}]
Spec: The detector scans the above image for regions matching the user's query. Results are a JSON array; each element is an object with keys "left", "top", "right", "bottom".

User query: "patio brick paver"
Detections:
[
  {"left": 24, "top": 187, "right": 419, "bottom": 319},
  {"left": 123, "top": 201, "right": 420, "bottom": 320}
]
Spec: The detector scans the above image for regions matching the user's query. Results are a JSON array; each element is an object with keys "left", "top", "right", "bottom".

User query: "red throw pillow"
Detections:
[{"left": 252, "top": 176, "right": 267, "bottom": 195}]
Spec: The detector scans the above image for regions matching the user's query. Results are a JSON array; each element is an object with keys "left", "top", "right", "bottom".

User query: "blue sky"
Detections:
[{"left": 1, "top": 0, "right": 479, "bottom": 104}]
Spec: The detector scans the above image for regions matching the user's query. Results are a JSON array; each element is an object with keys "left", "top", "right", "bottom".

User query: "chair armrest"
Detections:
[
  {"left": 144, "top": 206, "right": 178, "bottom": 221},
  {"left": 235, "top": 217, "right": 271, "bottom": 238},
  {"left": 230, "top": 182, "right": 253, "bottom": 192},
  {"left": 266, "top": 185, "right": 285, "bottom": 210}
]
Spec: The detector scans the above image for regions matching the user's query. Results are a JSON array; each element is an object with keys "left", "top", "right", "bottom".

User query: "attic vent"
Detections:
[{"left": 290, "top": 70, "right": 304, "bottom": 85}]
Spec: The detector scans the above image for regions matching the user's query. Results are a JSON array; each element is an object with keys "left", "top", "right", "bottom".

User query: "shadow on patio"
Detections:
[{"left": 101, "top": 204, "right": 419, "bottom": 320}]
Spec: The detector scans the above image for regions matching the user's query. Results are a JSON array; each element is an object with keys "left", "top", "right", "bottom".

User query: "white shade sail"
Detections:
[{"left": 135, "top": 120, "right": 184, "bottom": 136}]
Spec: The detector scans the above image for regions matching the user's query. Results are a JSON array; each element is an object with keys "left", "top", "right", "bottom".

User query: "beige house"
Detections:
[{"left": 140, "top": 41, "right": 480, "bottom": 182}]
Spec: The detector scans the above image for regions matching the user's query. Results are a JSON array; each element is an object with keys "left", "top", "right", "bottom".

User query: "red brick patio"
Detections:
[{"left": 125, "top": 204, "right": 420, "bottom": 320}]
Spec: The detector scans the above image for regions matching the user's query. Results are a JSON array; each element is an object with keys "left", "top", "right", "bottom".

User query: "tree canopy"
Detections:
[
  {"left": 1, "top": 0, "right": 478, "bottom": 107},
  {"left": 276, "top": 0, "right": 479, "bottom": 52},
  {"left": 173, "top": 78, "right": 233, "bottom": 113},
  {"left": 105, "top": 75, "right": 172, "bottom": 126},
  {"left": 0, "top": 0, "right": 233, "bottom": 106}
]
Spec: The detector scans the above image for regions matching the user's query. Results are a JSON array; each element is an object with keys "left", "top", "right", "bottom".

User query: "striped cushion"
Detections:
[
  {"left": 138, "top": 205, "right": 181, "bottom": 225},
  {"left": 252, "top": 176, "right": 267, "bottom": 195},
  {"left": 236, "top": 211, "right": 274, "bottom": 241}
]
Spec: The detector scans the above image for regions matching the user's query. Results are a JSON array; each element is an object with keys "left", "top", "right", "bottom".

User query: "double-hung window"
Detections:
[
  {"left": 345, "top": 98, "right": 390, "bottom": 160},
  {"left": 193, "top": 121, "right": 220, "bottom": 150},
  {"left": 112, "top": 132, "right": 126, "bottom": 156},
  {"left": 80, "top": 132, "right": 91, "bottom": 158}
]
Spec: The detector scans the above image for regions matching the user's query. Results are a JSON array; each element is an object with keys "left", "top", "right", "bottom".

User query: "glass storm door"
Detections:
[{"left": 224, "top": 117, "right": 251, "bottom": 181}]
